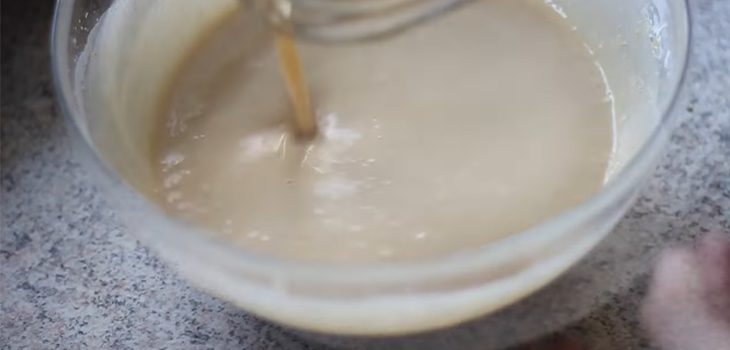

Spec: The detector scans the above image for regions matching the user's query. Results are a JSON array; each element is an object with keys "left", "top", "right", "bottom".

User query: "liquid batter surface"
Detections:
[{"left": 152, "top": 0, "right": 614, "bottom": 263}]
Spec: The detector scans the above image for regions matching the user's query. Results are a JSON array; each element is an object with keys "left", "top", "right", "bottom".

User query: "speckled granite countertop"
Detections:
[{"left": 1, "top": 1, "right": 728, "bottom": 349}]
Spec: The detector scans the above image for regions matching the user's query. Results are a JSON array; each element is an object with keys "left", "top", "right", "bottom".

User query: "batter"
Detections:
[{"left": 148, "top": 0, "right": 615, "bottom": 263}]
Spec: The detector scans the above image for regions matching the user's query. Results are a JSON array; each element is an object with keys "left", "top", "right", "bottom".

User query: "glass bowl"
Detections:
[{"left": 51, "top": 0, "right": 689, "bottom": 348}]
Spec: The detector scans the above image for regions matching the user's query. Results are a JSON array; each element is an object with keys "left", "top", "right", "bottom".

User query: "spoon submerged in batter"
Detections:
[{"left": 268, "top": 0, "right": 318, "bottom": 138}]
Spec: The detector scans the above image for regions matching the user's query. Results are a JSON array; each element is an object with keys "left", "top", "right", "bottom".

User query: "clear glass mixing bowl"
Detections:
[{"left": 51, "top": 1, "right": 689, "bottom": 349}]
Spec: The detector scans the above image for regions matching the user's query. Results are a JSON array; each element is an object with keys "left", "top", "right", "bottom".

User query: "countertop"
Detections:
[{"left": 1, "top": 1, "right": 728, "bottom": 349}]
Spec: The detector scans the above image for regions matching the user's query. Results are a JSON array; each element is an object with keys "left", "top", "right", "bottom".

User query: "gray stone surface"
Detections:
[{"left": 1, "top": 1, "right": 728, "bottom": 349}]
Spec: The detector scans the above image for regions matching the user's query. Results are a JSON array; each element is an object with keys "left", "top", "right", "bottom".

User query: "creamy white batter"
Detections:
[{"left": 143, "top": 0, "right": 616, "bottom": 263}]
